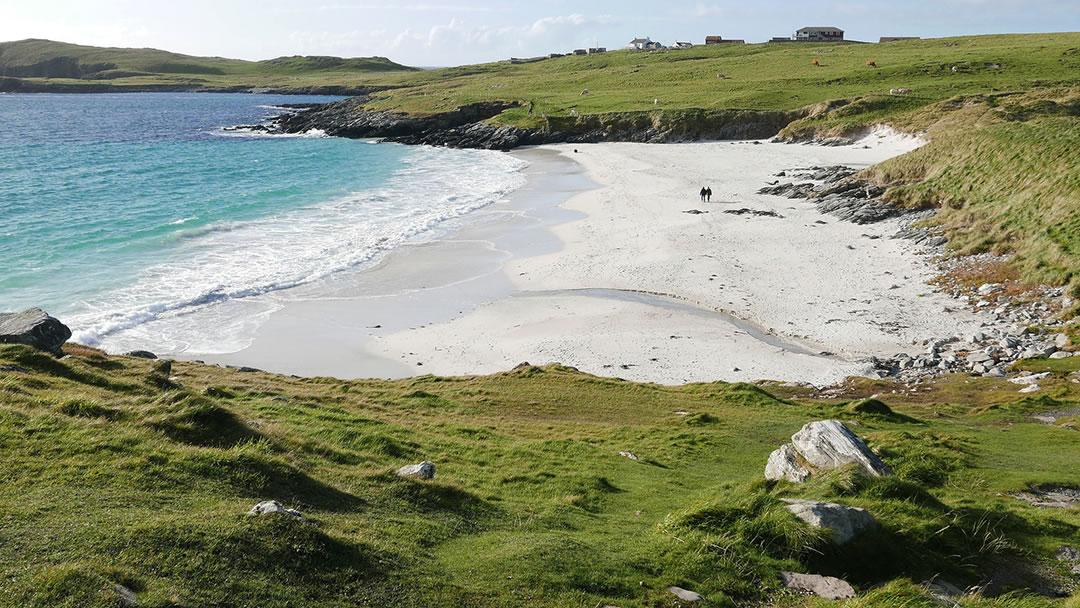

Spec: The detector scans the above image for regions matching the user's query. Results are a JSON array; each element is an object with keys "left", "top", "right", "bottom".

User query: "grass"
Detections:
[
  {"left": 2, "top": 343, "right": 1080, "bottom": 606},
  {"left": 0, "top": 38, "right": 418, "bottom": 92}
]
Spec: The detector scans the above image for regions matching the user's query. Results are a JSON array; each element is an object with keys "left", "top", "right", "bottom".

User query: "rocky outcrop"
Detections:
[
  {"left": 779, "top": 571, "right": 857, "bottom": 600},
  {"left": 781, "top": 498, "right": 877, "bottom": 544},
  {"left": 0, "top": 308, "right": 72, "bottom": 355},
  {"left": 397, "top": 461, "right": 435, "bottom": 480},
  {"left": 247, "top": 500, "right": 304, "bottom": 520},
  {"left": 270, "top": 101, "right": 808, "bottom": 150},
  {"left": 765, "top": 420, "right": 892, "bottom": 482}
]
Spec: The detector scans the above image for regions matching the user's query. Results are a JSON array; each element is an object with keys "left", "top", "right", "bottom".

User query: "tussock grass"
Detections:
[{"left": 2, "top": 343, "right": 1079, "bottom": 606}]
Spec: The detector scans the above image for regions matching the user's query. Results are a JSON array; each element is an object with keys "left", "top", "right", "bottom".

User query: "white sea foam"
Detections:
[{"left": 67, "top": 146, "right": 528, "bottom": 354}]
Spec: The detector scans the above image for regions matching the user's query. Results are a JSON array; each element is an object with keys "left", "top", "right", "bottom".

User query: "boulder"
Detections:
[
  {"left": 0, "top": 308, "right": 72, "bottom": 355},
  {"left": 779, "top": 571, "right": 856, "bottom": 600},
  {"left": 765, "top": 444, "right": 811, "bottom": 483},
  {"left": 114, "top": 583, "right": 138, "bottom": 606},
  {"left": 781, "top": 499, "right": 877, "bottom": 544},
  {"left": 1010, "top": 372, "right": 1050, "bottom": 385},
  {"left": 1050, "top": 351, "right": 1072, "bottom": 359},
  {"left": 247, "top": 500, "right": 304, "bottom": 520},
  {"left": 789, "top": 420, "right": 892, "bottom": 477},
  {"left": 125, "top": 350, "right": 158, "bottom": 359},
  {"left": 667, "top": 586, "right": 704, "bottom": 603},
  {"left": 397, "top": 461, "right": 435, "bottom": 480}
]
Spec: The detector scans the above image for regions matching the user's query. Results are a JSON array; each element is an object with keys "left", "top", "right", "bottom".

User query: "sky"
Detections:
[{"left": 1, "top": 0, "right": 1079, "bottom": 67}]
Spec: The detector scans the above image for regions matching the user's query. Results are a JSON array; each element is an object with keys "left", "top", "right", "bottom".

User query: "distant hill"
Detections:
[{"left": 0, "top": 39, "right": 417, "bottom": 88}]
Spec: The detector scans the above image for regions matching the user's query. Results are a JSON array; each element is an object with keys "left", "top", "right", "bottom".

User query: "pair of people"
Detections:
[{"left": 699, "top": 186, "right": 713, "bottom": 202}]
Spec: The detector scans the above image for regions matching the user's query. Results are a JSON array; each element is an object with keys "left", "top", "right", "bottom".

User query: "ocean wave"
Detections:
[{"left": 67, "top": 146, "right": 528, "bottom": 352}]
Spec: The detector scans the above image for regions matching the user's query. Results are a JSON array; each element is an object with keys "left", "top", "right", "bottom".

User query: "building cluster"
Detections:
[
  {"left": 504, "top": 27, "right": 920, "bottom": 63},
  {"left": 625, "top": 28, "right": 920, "bottom": 50}
]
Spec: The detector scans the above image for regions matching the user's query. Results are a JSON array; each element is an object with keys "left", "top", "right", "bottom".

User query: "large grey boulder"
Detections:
[
  {"left": 781, "top": 498, "right": 877, "bottom": 544},
  {"left": 765, "top": 420, "right": 892, "bottom": 482},
  {"left": 0, "top": 308, "right": 71, "bottom": 355},
  {"left": 397, "top": 461, "right": 435, "bottom": 480},
  {"left": 247, "top": 500, "right": 304, "bottom": 520},
  {"left": 779, "top": 571, "right": 856, "bottom": 600},
  {"left": 792, "top": 420, "right": 892, "bottom": 477},
  {"left": 765, "top": 444, "right": 810, "bottom": 483}
]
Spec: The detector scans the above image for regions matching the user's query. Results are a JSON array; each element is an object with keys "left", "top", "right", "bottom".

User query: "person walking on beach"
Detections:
[
  {"left": 699, "top": 186, "right": 707, "bottom": 202},
  {"left": 705, "top": 187, "right": 712, "bottom": 202}
]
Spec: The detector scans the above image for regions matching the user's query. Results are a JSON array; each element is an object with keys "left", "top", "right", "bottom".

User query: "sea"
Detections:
[{"left": 0, "top": 93, "right": 527, "bottom": 355}]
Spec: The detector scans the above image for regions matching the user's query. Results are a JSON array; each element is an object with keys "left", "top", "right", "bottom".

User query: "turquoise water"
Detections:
[{"left": 0, "top": 93, "right": 526, "bottom": 353}]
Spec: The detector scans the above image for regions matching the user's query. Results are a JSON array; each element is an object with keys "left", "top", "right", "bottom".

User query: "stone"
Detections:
[
  {"left": 667, "top": 586, "right": 704, "bottom": 603},
  {"left": 0, "top": 308, "right": 72, "bottom": 355},
  {"left": 765, "top": 444, "right": 811, "bottom": 483},
  {"left": 924, "top": 579, "right": 964, "bottom": 603},
  {"left": 977, "top": 283, "right": 1000, "bottom": 296},
  {"left": 1010, "top": 372, "right": 1050, "bottom": 385},
  {"left": 114, "top": 583, "right": 138, "bottom": 606},
  {"left": 618, "top": 451, "right": 639, "bottom": 460},
  {"left": 1019, "top": 385, "right": 1041, "bottom": 393},
  {"left": 781, "top": 499, "right": 877, "bottom": 544},
  {"left": 397, "top": 461, "right": 435, "bottom": 480},
  {"left": 125, "top": 350, "right": 157, "bottom": 359},
  {"left": 1055, "top": 545, "right": 1080, "bottom": 563},
  {"left": 1057, "top": 333, "right": 1070, "bottom": 348},
  {"left": 247, "top": 500, "right": 304, "bottom": 520},
  {"left": 967, "top": 351, "right": 994, "bottom": 364},
  {"left": 789, "top": 420, "right": 893, "bottom": 477},
  {"left": 779, "top": 571, "right": 856, "bottom": 600},
  {"left": 1050, "top": 351, "right": 1072, "bottom": 359}
]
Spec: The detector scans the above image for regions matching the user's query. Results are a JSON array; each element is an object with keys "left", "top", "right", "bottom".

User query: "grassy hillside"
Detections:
[
  {"left": 0, "top": 39, "right": 417, "bottom": 91},
  {"left": 2, "top": 342, "right": 1080, "bottom": 606}
]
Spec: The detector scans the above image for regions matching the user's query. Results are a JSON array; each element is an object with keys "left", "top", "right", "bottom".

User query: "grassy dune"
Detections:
[{"left": 2, "top": 343, "right": 1080, "bottom": 606}]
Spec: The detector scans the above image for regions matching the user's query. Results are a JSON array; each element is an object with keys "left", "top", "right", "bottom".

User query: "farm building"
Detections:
[
  {"left": 627, "top": 37, "right": 663, "bottom": 51},
  {"left": 706, "top": 36, "right": 745, "bottom": 45},
  {"left": 795, "top": 27, "right": 844, "bottom": 42}
]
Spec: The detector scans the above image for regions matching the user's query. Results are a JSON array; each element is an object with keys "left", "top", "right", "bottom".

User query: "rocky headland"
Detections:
[{"left": 265, "top": 97, "right": 808, "bottom": 149}]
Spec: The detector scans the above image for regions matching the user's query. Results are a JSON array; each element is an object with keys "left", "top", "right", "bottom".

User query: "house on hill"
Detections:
[
  {"left": 795, "top": 27, "right": 844, "bottom": 42},
  {"left": 706, "top": 36, "right": 745, "bottom": 45},
  {"left": 674, "top": 41, "right": 694, "bottom": 49},
  {"left": 628, "top": 37, "right": 663, "bottom": 51}
]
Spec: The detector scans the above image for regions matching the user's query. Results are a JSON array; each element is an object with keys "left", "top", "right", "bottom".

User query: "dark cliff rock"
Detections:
[
  {"left": 271, "top": 100, "right": 809, "bottom": 150},
  {"left": 0, "top": 308, "right": 72, "bottom": 355}
]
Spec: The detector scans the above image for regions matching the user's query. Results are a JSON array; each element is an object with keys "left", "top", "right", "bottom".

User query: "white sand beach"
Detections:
[{"left": 200, "top": 132, "right": 988, "bottom": 386}]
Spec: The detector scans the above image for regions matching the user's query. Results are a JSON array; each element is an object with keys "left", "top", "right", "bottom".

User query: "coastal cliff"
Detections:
[{"left": 271, "top": 97, "right": 809, "bottom": 149}]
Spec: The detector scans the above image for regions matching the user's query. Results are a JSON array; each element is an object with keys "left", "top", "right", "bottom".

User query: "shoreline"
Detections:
[
  {"left": 193, "top": 131, "right": 998, "bottom": 386},
  {"left": 189, "top": 148, "right": 592, "bottom": 378}
]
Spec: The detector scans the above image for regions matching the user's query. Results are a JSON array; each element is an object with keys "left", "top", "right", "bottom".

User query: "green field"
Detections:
[
  {"left": 0, "top": 39, "right": 418, "bottom": 92},
  {"left": 2, "top": 343, "right": 1080, "bottom": 607}
]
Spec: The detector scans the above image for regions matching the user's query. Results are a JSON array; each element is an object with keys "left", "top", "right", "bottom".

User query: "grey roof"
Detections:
[
  {"left": 797, "top": 26, "right": 844, "bottom": 33},
  {"left": 630, "top": 37, "right": 650, "bottom": 44}
]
